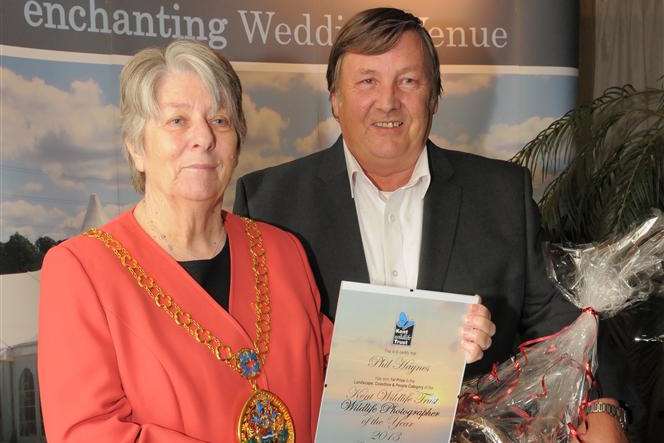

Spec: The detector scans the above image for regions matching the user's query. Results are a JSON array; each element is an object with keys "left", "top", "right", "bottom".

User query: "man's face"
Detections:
[{"left": 331, "top": 31, "right": 434, "bottom": 174}]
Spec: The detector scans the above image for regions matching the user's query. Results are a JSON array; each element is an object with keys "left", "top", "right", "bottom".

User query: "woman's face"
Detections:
[{"left": 130, "top": 70, "right": 239, "bottom": 204}]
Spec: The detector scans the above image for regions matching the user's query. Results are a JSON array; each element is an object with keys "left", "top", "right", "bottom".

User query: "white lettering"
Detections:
[
  {"left": 293, "top": 13, "right": 313, "bottom": 46},
  {"left": 171, "top": 3, "right": 182, "bottom": 38},
  {"left": 492, "top": 27, "right": 508, "bottom": 48},
  {"left": 156, "top": 6, "right": 171, "bottom": 38},
  {"left": 132, "top": 11, "right": 157, "bottom": 37},
  {"left": 429, "top": 26, "right": 444, "bottom": 47},
  {"left": 470, "top": 27, "right": 489, "bottom": 47},
  {"left": 43, "top": 2, "right": 69, "bottom": 30},
  {"left": 24, "top": 1, "right": 43, "bottom": 27},
  {"left": 19, "top": 3, "right": 510, "bottom": 55},
  {"left": 68, "top": 5, "right": 86, "bottom": 31},
  {"left": 183, "top": 16, "right": 205, "bottom": 41},
  {"left": 446, "top": 27, "right": 468, "bottom": 47},
  {"left": 112, "top": 9, "right": 131, "bottom": 35},
  {"left": 208, "top": 18, "right": 228, "bottom": 49},
  {"left": 88, "top": 0, "right": 110, "bottom": 33},
  {"left": 238, "top": 10, "right": 275, "bottom": 44},
  {"left": 315, "top": 14, "right": 333, "bottom": 46},
  {"left": 274, "top": 22, "right": 291, "bottom": 45}
]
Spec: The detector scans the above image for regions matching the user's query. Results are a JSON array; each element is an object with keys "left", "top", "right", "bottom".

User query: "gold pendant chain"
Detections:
[{"left": 84, "top": 217, "right": 271, "bottom": 376}]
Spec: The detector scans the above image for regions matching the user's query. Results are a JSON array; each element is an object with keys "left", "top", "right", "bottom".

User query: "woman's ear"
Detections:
[{"left": 126, "top": 141, "right": 145, "bottom": 173}]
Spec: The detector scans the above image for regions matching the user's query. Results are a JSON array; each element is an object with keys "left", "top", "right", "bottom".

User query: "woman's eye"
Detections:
[
  {"left": 211, "top": 117, "right": 230, "bottom": 127},
  {"left": 168, "top": 117, "right": 184, "bottom": 126}
]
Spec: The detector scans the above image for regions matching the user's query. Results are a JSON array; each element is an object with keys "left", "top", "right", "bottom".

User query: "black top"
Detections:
[{"left": 178, "top": 240, "right": 231, "bottom": 311}]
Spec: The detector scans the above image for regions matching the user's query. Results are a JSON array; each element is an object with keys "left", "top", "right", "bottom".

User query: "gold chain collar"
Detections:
[{"left": 84, "top": 216, "right": 271, "bottom": 378}]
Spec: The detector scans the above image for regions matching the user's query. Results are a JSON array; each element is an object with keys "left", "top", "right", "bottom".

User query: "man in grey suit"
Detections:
[{"left": 234, "top": 7, "right": 627, "bottom": 441}]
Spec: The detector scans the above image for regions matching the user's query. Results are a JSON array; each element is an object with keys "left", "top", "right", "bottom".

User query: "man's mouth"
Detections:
[{"left": 373, "top": 121, "right": 403, "bottom": 128}]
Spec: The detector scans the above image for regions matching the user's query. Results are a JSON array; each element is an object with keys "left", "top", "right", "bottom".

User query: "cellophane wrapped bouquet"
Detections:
[{"left": 452, "top": 211, "right": 664, "bottom": 442}]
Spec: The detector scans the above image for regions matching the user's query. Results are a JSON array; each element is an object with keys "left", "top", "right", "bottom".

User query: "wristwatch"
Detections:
[{"left": 584, "top": 401, "right": 628, "bottom": 431}]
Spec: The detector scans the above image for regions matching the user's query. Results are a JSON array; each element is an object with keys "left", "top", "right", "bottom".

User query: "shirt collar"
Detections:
[{"left": 343, "top": 140, "right": 431, "bottom": 200}]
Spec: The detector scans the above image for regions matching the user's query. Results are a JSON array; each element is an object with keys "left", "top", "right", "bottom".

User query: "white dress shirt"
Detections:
[{"left": 343, "top": 143, "right": 431, "bottom": 289}]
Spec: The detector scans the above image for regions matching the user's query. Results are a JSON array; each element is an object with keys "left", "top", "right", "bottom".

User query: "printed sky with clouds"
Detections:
[{"left": 0, "top": 56, "right": 576, "bottom": 242}]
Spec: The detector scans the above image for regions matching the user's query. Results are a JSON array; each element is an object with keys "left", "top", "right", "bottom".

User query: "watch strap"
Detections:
[{"left": 584, "top": 401, "right": 628, "bottom": 431}]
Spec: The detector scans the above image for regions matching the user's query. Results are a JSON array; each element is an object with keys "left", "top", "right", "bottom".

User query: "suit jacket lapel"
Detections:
[
  {"left": 417, "top": 141, "right": 461, "bottom": 291},
  {"left": 315, "top": 137, "right": 369, "bottom": 313}
]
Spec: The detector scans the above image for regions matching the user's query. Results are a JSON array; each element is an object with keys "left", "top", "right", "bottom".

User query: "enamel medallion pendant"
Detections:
[{"left": 237, "top": 388, "right": 295, "bottom": 443}]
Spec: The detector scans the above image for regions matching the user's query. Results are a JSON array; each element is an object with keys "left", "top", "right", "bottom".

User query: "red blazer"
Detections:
[{"left": 39, "top": 211, "right": 332, "bottom": 442}]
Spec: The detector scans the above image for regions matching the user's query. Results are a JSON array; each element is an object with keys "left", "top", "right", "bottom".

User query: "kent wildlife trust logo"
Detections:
[{"left": 393, "top": 312, "right": 415, "bottom": 346}]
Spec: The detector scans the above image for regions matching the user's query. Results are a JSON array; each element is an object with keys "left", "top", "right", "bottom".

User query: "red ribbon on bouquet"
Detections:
[{"left": 457, "top": 307, "right": 600, "bottom": 440}]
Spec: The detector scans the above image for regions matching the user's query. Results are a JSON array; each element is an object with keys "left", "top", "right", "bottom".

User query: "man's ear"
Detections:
[
  {"left": 126, "top": 141, "right": 145, "bottom": 173},
  {"left": 330, "top": 91, "right": 340, "bottom": 121}
]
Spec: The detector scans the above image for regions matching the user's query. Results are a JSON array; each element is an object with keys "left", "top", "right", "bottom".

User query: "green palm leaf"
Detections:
[{"left": 512, "top": 84, "right": 664, "bottom": 243}]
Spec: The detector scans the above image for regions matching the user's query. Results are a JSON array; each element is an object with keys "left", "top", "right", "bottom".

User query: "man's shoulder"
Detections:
[
  {"left": 435, "top": 144, "right": 523, "bottom": 172},
  {"left": 430, "top": 144, "right": 526, "bottom": 183},
  {"left": 233, "top": 143, "right": 341, "bottom": 217},
  {"left": 239, "top": 146, "right": 330, "bottom": 187}
]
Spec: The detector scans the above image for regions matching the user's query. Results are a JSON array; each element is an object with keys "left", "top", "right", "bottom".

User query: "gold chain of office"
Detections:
[{"left": 83, "top": 217, "right": 271, "bottom": 377}]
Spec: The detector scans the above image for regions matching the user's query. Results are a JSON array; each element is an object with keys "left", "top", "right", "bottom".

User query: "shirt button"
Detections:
[
  {"left": 388, "top": 214, "right": 396, "bottom": 223},
  {"left": 392, "top": 270, "right": 398, "bottom": 277}
]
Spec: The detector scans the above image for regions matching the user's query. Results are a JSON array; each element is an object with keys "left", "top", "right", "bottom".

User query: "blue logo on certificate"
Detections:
[{"left": 393, "top": 311, "right": 415, "bottom": 346}]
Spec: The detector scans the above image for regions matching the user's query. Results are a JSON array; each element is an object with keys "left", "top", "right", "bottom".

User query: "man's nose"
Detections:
[{"left": 375, "top": 83, "right": 401, "bottom": 113}]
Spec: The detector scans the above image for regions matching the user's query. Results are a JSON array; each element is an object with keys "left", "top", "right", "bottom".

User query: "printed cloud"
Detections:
[
  {"left": 429, "top": 133, "right": 477, "bottom": 154},
  {"left": 1, "top": 67, "right": 122, "bottom": 191},
  {"left": 0, "top": 199, "right": 136, "bottom": 242},
  {"left": 224, "top": 93, "right": 294, "bottom": 208},
  {"left": 243, "top": 93, "right": 289, "bottom": 149},
  {"left": 479, "top": 116, "right": 556, "bottom": 159},
  {"left": 21, "top": 182, "right": 44, "bottom": 193},
  {"left": 240, "top": 71, "right": 327, "bottom": 93},
  {"left": 1, "top": 200, "right": 67, "bottom": 240},
  {"left": 441, "top": 74, "right": 493, "bottom": 97},
  {"left": 294, "top": 117, "right": 340, "bottom": 155}
]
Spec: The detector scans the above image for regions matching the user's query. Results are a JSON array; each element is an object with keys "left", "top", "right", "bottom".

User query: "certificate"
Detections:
[{"left": 315, "top": 281, "right": 478, "bottom": 443}]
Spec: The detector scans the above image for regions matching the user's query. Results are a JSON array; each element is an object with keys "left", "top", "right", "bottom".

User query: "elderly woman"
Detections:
[{"left": 38, "top": 40, "right": 329, "bottom": 442}]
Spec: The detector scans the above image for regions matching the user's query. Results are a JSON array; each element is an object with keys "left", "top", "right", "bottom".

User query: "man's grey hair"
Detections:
[{"left": 119, "top": 40, "right": 246, "bottom": 193}]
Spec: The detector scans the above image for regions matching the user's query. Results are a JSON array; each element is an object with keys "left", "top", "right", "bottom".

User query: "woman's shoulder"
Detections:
[{"left": 45, "top": 210, "right": 137, "bottom": 261}]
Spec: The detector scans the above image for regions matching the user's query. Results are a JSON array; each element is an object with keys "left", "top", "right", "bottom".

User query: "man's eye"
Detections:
[
  {"left": 359, "top": 78, "right": 375, "bottom": 85},
  {"left": 401, "top": 77, "right": 417, "bottom": 86}
]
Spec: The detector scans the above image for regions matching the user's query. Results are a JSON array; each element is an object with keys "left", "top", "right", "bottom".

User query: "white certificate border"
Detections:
[
  {"left": 340, "top": 281, "right": 480, "bottom": 304},
  {"left": 317, "top": 281, "right": 475, "bottom": 442}
]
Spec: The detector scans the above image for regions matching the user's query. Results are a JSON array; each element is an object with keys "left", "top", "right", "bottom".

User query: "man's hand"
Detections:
[
  {"left": 571, "top": 398, "right": 629, "bottom": 443},
  {"left": 460, "top": 301, "right": 495, "bottom": 363}
]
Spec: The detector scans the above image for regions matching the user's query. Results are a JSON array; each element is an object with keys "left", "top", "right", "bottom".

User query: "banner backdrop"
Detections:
[
  {"left": 1, "top": 0, "right": 578, "bottom": 243},
  {"left": 1, "top": 1, "right": 577, "bottom": 440}
]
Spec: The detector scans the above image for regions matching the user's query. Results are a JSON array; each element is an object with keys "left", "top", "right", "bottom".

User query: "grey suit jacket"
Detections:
[{"left": 234, "top": 137, "right": 579, "bottom": 377}]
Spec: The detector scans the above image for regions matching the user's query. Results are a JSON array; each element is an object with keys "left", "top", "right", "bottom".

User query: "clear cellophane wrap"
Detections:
[{"left": 453, "top": 211, "right": 664, "bottom": 442}]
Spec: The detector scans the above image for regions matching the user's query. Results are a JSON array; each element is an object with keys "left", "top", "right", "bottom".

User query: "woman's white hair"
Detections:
[{"left": 120, "top": 40, "right": 246, "bottom": 193}]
